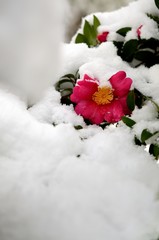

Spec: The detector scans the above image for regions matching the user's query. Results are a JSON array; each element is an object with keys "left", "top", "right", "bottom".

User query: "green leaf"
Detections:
[
  {"left": 122, "top": 116, "right": 136, "bottom": 128},
  {"left": 122, "top": 39, "right": 138, "bottom": 62},
  {"left": 135, "top": 50, "right": 154, "bottom": 61},
  {"left": 150, "top": 99, "right": 159, "bottom": 113},
  {"left": 149, "top": 144, "right": 159, "bottom": 160},
  {"left": 127, "top": 90, "right": 135, "bottom": 111},
  {"left": 113, "top": 41, "right": 124, "bottom": 55},
  {"left": 134, "top": 136, "right": 142, "bottom": 146},
  {"left": 61, "top": 96, "right": 72, "bottom": 106},
  {"left": 93, "top": 15, "right": 101, "bottom": 32},
  {"left": 135, "top": 50, "right": 155, "bottom": 67},
  {"left": 57, "top": 79, "right": 74, "bottom": 85},
  {"left": 62, "top": 74, "right": 76, "bottom": 79},
  {"left": 84, "top": 20, "right": 93, "bottom": 37},
  {"left": 75, "top": 33, "right": 89, "bottom": 45},
  {"left": 141, "top": 129, "right": 153, "bottom": 143},
  {"left": 117, "top": 27, "right": 132, "bottom": 37},
  {"left": 55, "top": 79, "right": 74, "bottom": 91},
  {"left": 60, "top": 88, "right": 73, "bottom": 97},
  {"left": 83, "top": 20, "right": 96, "bottom": 46},
  {"left": 74, "top": 125, "right": 83, "bottom": 130},
  {"left": 75, "top": 70, "right": 80, "bottom": 80},
  {"left": 99, "top": 122, "right": 109, "bottom": 129},
  {"left": 113, "top": 41, "right": 124, "bottom": 48},
  {"left": 155, "top": 0, "right": 159, "bottom": 9},
  {"left": 76, "top": 18, "right": 100, "bottom": 47},
  {"left": 147, "top": 13, "right": 159, "bottom": 26},
  {"left": 134, "top": 88, "right": 146, "bottom": 109},
  {"left": 139, "top": 38, "right": 159, "bottom": 51},
  {"left": 56, "top": 73, "right": 77, "bottom": 92}
]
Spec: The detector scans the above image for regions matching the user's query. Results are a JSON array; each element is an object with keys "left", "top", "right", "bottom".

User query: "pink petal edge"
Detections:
[{"left": 109, "top": 71, "right": 132, "bottom": 97}]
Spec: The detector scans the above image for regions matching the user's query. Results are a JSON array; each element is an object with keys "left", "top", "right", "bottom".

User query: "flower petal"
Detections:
[
  {"left": 104, "top": 100, "right": 124, "bottom": 123},
  {"left": 83, "top": 74, "right": 94, "bottom": 81},
  {"left": 137, "top": 25, "right": 143, "bottom": 38},
  {"left": 97, "top": 32, "right": 109, "bottom": 43},
  {"left": 75, "top": 100, "right": 105, "bottom": 124},
  {"left": 109, "top": 71, "right": 132, "bottom": 97},
  {"left": 70, "top": 80, "right": 98, "bottom": 103}
]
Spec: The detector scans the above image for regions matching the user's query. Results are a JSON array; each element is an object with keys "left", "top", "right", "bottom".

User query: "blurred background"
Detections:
[{"left": 66, "top": 0, "right": 134, "bottom": 41}]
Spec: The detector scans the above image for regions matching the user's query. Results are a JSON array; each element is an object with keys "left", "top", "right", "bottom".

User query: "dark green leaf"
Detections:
[
  {"left": 57, "top": 79, "right": 75, "bottom": 85},
  {"left": 74, "top": 125, "right": 83, "bottom": 130},
  {"left": 149, "top": 144, "right": 159, "bottom": 160},
  {"left": 135, "top": 50, "right": 156, "bottom": 67},
  {"left": 127, "top": 90, "right": 135, "bottom": 111},
  {"left": 134, "top": 88, "right": 146, "bottom": 109},
  {"left": 62, "top": 74, "right": 76, "bottom": 79},
  {"left": 122, "top": 116, "right": 136, "bottom": 128},
  {"left": 99, "top": 122, "right": 109, "bottom": 129},
  {"left": 134, "top": 136, "right": 142, "bottom": 146},
  {"left": 117, "top": 27, "right": 132, "bottom": 37},
  {"left": 135, "top": 50, "right": 154, "bottom": 61},
  {"left": 113, "top": 41, "right": 123, "bottom": 48},
  {"left": 147, "top": 13, "right": 159, "bottom": 26},
  {"left": 61, "top": 96, "right": 72, "bottom": 105},
  {"left": 122, "top": 40, "right": 138, "bottom": 62},
  {"left": 155, "top": 0, "right": 159, "bottom": 9},
  {"left": 84, "top": 119, "right": 92, "bottom": 126},
  {"left": 75, "top": 33, "right": 89, "bottom": 45},
  {"left": 113, "top": 41, "right": 124, "bottom": 55},
  {"left": 139, "top": 38, "right": 159, "bottom": 51},
  {"left": 141, "top": 129, "right": 153, "bottom": 143}
]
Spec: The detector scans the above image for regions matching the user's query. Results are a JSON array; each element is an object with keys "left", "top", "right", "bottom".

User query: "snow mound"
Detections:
[{"left": 0, "top": 89, "right": 159, "bottom": 240}]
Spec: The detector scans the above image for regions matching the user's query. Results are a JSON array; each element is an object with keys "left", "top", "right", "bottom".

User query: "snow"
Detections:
[
  {"left": 73, "top": 0, "right": 159, "bottom": 42},
  {"left": 1, "top": 90, "right": 159, "bottom": 240},
  {"left": 0, "top": 0, "right": 159, "bottom": 239}
]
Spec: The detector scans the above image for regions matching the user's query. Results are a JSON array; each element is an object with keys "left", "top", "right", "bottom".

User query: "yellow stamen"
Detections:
[{"left": 92, "top": 86, "right": 114, "bottom": 105}]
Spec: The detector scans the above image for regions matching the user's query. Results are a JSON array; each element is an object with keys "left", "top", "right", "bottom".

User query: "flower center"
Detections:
[{"left": 92, "top": 86, "right": 114, "bottom": 105}]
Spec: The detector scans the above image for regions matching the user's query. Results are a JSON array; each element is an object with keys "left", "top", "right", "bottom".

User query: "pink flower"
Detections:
[
  {"left": 97, "top": 31, "right": 109, "bottom": 43},
  {"left": 70, "top": 71, "right": 133, "bottom": 124},
  {"left": 137, "top": 25, "right": 143, "bottom": 38}
]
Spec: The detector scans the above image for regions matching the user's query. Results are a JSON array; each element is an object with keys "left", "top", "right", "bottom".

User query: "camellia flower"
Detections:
[
  {"left": 97, "top": 31, "right": 109, "bottom": 43},
  {"left": 136, "top": 25, "right": 143, "bottom": 38},
  {"left": 70, "top": 71, "right": 133, "bottom": 124}
]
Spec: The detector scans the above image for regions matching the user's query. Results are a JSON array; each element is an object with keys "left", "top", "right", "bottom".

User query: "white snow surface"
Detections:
[
  {"left": 1, "top": 89, "right": 159, "bottom": 240},
  {"left": 0, "top": 0, "right": 159, "bottom": 240}
]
